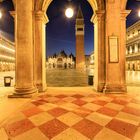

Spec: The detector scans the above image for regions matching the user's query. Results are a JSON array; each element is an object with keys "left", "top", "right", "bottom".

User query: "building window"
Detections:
[
  {"left": 57, "top": 58, "right": 63, "bottom": 62},
  {"left": 128, "top": 63, "right": 130, "bottom": 70},
  {"left": 77, "top": 28, "right": 83, "bottom": 31},
  {"left": 133, "top": 46, "right": 135, "bottom": 53}
]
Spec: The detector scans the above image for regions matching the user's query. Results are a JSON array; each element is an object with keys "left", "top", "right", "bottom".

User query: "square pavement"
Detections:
[{"left": 1, "top": 92, "right": 140, "bottom": 140}]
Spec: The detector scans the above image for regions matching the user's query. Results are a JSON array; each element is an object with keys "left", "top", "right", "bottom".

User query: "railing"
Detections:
[{"left": 126, "top": 52, "right": 140, "bottom": 58}]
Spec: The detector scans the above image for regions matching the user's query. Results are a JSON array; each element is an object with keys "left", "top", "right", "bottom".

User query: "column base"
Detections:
[
  {"left": 103, "top": 84, "right": 127, "bottom": 94},
  {"left": 93, "top": 83, "right": 105, "bottom": 92},
  {"left": 36, "top": 83, "right": 47, "bottom": 92},
  {"left": 8, "top": 86, "right": 38, "bottom": 98}
]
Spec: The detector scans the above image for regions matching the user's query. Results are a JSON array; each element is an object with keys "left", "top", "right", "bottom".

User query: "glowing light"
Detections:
[
  {"left": 0, "top": 44, "right": 15, "bottom": 53},
  {"left": 0, "top": 11, "right": 2, "bottom": 19},
  {"left": 138, "top": 10, "right": 140, "bottom": 17},
  {"left": 65, "top": 8, "right": 74, "bottom": 18}
]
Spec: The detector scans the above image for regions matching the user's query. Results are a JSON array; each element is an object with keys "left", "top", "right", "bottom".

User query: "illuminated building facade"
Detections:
[
  {"left": 85, "top": 55, "right": 90, "bottom": 69},
  {"left": 46, "top": 50, "right": 92, "bottom": 70},
  {"left": 89, "top": 52, "right": 94, "bottom": 72},
  {"left": 46, "top": 51, "right": 75, "bottom": 69},
  {"left": 0, "top": 32, "right": 15, "bottom": 72},
  {"left": 126, "top": 20, "right": 140, "bottom": 71},
  {"left": 89, "top": 20, "right": 140, "bottom": 72},
  {"left": 8, "top": 0, "right": 129, "bottom": 95}
]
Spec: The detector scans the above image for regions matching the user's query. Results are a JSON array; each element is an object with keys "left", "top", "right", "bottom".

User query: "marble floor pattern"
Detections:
[{"left": 1, "top": 91, "right": 140, "bottom": 140}]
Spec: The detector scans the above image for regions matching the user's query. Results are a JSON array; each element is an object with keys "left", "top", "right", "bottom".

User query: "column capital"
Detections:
[
  {"left": 9, "top": 11, "right": 16, "bottom": 19},
  {"left": 91, "top": 10, "right": 105, "bottom": 24},
  {"left": 35, "top": 11, "right": 49, "bottom": 24},
  {"left": 120, "top": 10, "right": 131, "bottom": 20}
]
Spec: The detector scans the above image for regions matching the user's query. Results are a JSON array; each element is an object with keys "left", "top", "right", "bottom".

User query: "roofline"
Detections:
[
  {"left": 0, "top": 36, "right": 15, "bottom": 46},
  {"left": 127, "top": 20, "right": 140, "bottom": 32}
]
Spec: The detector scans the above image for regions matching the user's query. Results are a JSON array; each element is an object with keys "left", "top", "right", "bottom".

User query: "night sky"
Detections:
[
  {"left": 46, "top": 0, "right": 93, "bottom": 56},
  {"left": 0, "top": 0, "right": 139, "bottom": 57}
]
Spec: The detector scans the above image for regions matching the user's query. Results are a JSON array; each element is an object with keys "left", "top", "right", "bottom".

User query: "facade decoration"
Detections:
[
  {"left": 0, "top": 32, "right": 15, "bottom": 72},
  {"left": 126, "top": 20, "right": 140, "bottom": 71},
  {"left": 46, "top": 51, "right": 75, "bottom": 69},
  {"left": 9, "top": 0, "right": 129, "bottom": 96}
]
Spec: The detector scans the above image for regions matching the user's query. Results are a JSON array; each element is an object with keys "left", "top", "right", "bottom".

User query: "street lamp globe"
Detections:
[{"left": 65, "top": 8, "right": 74, "bottom": 18}]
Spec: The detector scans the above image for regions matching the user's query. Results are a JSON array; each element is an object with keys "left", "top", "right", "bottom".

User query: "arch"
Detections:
[
  {"left": 34, "top": 0, "right": 105, "bottom": 13},
  {"left": 10, "top": 0, "right": 131, "bottom": 97},
  {"left": 121, "top": 0, "right": 128, "bottom": 10},
  {"left": 33, "top": 0, "right": 106, "bottom": 92},
  {"left": 12, "top": 0, "right": 15, "bottom": 9}
]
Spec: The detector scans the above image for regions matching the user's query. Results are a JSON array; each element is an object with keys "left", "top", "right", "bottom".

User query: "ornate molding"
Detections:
[
  {"left": 9, "top": 11, "right": 16, "bottom": 19},
  {"left": 90, "top": 10, "right": 105, "bottom": 24},
  {"left": 35, "top": 11, "right": 49, "bottom": 24},
  {"left": 120, "top": 10, "right": 131, "bottom": 20}
]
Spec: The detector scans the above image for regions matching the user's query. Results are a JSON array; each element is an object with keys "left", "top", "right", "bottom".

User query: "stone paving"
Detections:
[
  {"left": 0, "top": 87, "right": 140, "bottom": 140},
  {"left": 0, "top": 87, "right": 31, "bottom": 125},
  {"left": 46, "top": 69, "right": 89, "bottom": 87},
  {"left": 0, "top": 70, "right": 140, "bottom": 87},
  {"left": 46, "top": 69, "right": 140, "bottom": 86}
]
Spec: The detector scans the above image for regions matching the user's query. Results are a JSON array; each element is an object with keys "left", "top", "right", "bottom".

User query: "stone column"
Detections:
[
  {"left": 9, "top": 0, "right": 37, "bottom": 98},
  {"left": 135, "top": 43, "right": 138, "bottom": 53},
  {"left": 91, "top": 11, "right": 105, "bottom": 92},
  {"left": 129, "top": 46, "right": 132, "bottom": 54},
  {"left": 103, "top": 3, "right": 130, "bottom": 93},
  {"left": 34, "top": 11, "right": 48, "bottom": 92},
  {"left": 126, "top": 47, "right": 128, "bottom": 55}
]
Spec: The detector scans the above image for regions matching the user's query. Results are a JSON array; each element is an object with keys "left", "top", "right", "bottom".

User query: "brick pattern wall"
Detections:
[{"left": 76, "top": 35, "right": 85, "bottom": 69}]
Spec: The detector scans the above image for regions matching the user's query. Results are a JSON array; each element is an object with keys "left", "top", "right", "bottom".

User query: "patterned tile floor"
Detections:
[{"left": 1, "top": 90, "right": 140, "bottom": 140}]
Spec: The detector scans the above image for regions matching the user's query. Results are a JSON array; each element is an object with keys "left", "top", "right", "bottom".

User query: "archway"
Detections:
[
  {"left": 9, "top": 0, "right": 129, "bottom": 97},
  {"left": 46, "top": 0, "right": 94, "bottom": 87},
  {"left": 33, "top": 0, "right": 106, "bottom": 92}
]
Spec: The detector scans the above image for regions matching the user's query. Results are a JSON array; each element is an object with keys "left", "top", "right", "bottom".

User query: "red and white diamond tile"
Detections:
[{"left": 1, "top": 92, "right": 140, "bottom": 140}]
